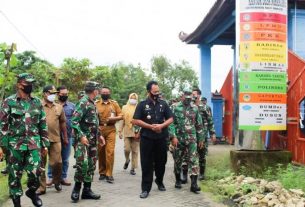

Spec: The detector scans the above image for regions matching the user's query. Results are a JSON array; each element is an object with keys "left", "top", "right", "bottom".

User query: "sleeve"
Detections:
[
  {"left": 163, "top": 102, "right": 173, "bottom": 120},
  {"left": 71, "top": 101, "right": 86, "bottom": 141},
  {"left": 0, "top": 99, "right": 10, "bottom": 147},
  {"left": 118, "top": 106, "right": 125, "bottom": 132},
  {"left": 207, "top": 113, "right": 216, "bottom": 135},
  {"left": 114, "top": 102, "right": 123, "bottom": 116},
  {"left": 59, "top": 105, "right": 66, "bottom": 123},
  {"left": 168, "top": 107, "right": 176, "bottom": 139},
  {"left": 133, "top": 102, "right": 143, "bottom": 120},
  {"left": 195, "top": 110, "right": 205, "bottom": 143},
  {"left": 38, "top": 103, "right": 50, "bottom": 148}
]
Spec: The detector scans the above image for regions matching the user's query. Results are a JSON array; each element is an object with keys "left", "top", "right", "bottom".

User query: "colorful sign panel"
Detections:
[{"left": 237, "top": 0, "right": 287, "bottom": 130}]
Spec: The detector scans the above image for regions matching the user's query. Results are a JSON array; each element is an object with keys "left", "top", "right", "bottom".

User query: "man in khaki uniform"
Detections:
[
  {"left": 96, "top": 86, "right": 123, "bottom": 183},
  {"left": 37, "top": 85, "right": 68, "bottom": 195}
]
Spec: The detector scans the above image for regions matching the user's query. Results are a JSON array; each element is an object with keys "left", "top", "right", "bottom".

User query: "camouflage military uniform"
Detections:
[
  {"left": 197, "top": 102, "right": 215, "bottom": 177},
  {"left": 71, "top": 94, "right": 100, "bottom": 183},
  {"left": 169, "top": 101, "right": 204, "bottom": 176},
  {"left": 0, "top": 91, "right": 49, "bottom": 199}
]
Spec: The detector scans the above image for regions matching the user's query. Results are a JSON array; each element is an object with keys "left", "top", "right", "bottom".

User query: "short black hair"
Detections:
[
  {"left": 146, "top": 80, "right": 158, "bottom": 91},
  {"left": 193, "top": 88, "right": 201, "bottom": 95},
  {"left": 57, "top": 85, "right": 67, "bottom": 92},
  {"left": 43, "top": 85, "right": 55, "bottom": 93},
  {"left": 102, "top": 86, "right": 111, "bottom": 91}
]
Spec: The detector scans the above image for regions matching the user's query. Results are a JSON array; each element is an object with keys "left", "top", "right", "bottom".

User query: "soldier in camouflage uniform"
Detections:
[
  {"left": 193, "top": 90, "right": 216, "bottom": 181},
  {"left": 0, "top": 73, "right": 49, "bottom": 207},
  {"left": 71, "top": 81, "right": 105, "bottom": 203},
  {"left": 169, "top": 88, "right": 205, "bottom": 194}
]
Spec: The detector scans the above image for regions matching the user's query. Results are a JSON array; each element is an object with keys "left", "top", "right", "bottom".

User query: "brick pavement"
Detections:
[{"left": 3, "top": 137, "right": 228, "bottom": 207}]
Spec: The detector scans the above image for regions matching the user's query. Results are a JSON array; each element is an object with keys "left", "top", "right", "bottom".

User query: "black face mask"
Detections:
[
  {"left": 101, "top": 94, "right": 110, "bottom": 100},
  {"left": 58, "top": 95, "right": 68, "bottom": 102},
  {"left": 183, "top": 98, "right": 192, "bottom": 106},
  {"left": 150, "top": 92, "right": 159, "bottom": 101},
  {"left": 22, "top": 84, "right": 33, "bottom": 94}
]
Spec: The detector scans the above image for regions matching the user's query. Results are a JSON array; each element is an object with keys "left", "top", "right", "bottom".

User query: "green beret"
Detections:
[{"left": 17, "top": 73, "right": 35, "bottom": 83}]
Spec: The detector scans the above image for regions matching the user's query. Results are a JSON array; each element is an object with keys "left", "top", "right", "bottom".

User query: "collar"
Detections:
[
  {"left": 42, "top": 99, "right": 55, "bottom": 107},
  {"left": 15, "top": 92, "right": 34, "bottom": 101},
  {"left": 101, "top": 99, "right": 112, "bottom": 104},
  {"left": 146, "top": 97, "right": 159, "bottom": 105}
]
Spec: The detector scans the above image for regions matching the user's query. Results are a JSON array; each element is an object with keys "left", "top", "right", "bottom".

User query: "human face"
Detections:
[
  {"left": 149, "top": 84, "right": 160, "bottom": 100},
  {"left": 192, "top": 91, "right": 200, "bottom": 101},
  {"left": 101, "top": 88, "right": 111, "bottom": 100},
  {"left": 58, "top": 89, "right": 69, "bottom": 102},
  {"left": 18, "top": 80, "right": 33, "bottom": 94}
]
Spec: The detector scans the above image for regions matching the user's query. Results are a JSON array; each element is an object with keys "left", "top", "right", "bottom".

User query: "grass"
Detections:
[{"left": 200, "top": 149, "right": 305, "bottom": 204}]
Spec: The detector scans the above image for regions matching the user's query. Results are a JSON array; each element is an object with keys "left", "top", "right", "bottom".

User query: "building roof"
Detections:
[{"left": 180, "top": 0, "right": 305, "bottom": 45}]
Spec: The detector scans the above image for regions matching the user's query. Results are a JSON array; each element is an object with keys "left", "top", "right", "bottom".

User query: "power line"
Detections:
[{"left": 0, "top": 10, "right": 47, "bottom": 59}]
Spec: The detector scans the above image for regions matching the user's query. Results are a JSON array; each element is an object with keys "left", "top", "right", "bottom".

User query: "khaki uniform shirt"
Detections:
[
  {"left": 42, "top": 100, "right": 66, "bottom": 142},
  {"left": 96, "top": 99, "right": 122, "bottom": 127}
]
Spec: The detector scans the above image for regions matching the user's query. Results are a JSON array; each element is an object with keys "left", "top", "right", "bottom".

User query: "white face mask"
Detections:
[
  {"left": 129, "top": 99, "right": 137, "bottom": 105},
  {"left": 47, "top": 94, "right": 56, "bottom": 102}
]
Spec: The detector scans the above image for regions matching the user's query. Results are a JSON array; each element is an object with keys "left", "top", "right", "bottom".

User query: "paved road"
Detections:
[{"left": 3, "top": 138, "right": 228, "bottom": 207}]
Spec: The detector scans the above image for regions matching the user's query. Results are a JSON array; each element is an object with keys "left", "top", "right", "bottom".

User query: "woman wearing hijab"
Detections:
[{"left": 118, "top": 93, "right": 140, "bottom": 175}]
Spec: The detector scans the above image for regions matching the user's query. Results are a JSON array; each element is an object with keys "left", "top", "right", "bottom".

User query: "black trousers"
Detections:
[{"left": 140, "top": 136, "right": 167, "bottom": 192}]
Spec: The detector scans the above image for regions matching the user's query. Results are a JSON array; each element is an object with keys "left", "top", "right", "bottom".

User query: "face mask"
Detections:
[
  {"left": 58, "top": 95, "right": 68, "bottom": 102},
  {"left": 150, "top": 92, "right": 159, "bottom": 100},
  {"left": 47, "top": 94, "right": 56, "bottom": 102},
  {"left": 22, "top": 84, "right": 33, "bottom": 94},
  {"left": 183, "top": 98, "right": 192, "bottom": 106},
  {"left": 129, "top": 99, "right": 137, "bottom": 105},
  {"left": 101, "top": 94, "right": 110, "bottom": 100}
]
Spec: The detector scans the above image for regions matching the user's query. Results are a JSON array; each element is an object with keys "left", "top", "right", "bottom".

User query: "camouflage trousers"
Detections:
[
  {"left": 198, "top": 141, "right": 208, "bottom": 169},
  {"left": 7, "top": 147, "right": 41, "bottom": 199},
  {"left": 74, "top": 143, "right": 97, "bottom": 183},
  {"left": 172, "top": 140, "right": 199, "bottom": 175}
]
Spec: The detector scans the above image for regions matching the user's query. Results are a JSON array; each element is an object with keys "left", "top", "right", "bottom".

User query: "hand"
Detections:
[
  {"left": 80, "top": 136, "right": 89, "bottom": 146},
  {"left": 211, "top": 134, "right": 217, "bottom": 144},
  {"left": 152, "top": 124, "right": 163, "bottom": 133},
  {"left": 98, "top": 136, "right": 105, "bottom": 147},
  {"left": 171, "top": 137, "right": 178, "bottom": 148},
  {"left": 119, "top": 131, "right": 123, "bottom": 139},
  {"left": 0, "top": 147, "right": 3, "bottom": 160},
  {"left": 63, "top": 138, "right": 69, "bottom": 147},
  {"left": 41, "top": 147, "right": 48, "bottom": 157},
  {"left": 198, "top": 141, "right": 204, "bottom": 149}
]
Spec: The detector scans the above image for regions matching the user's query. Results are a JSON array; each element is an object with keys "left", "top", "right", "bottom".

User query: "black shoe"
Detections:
[
  {"left": 99, "top": 174, "right": 106, "bottom": 180},
  {"left": 1, "top": 168, "right": 8, "bottom": 175},
  {"left": 71, "top": 182, "right": 82, "bottom": 203},
  {"left": 190, "top": 175, "right": 201, "bottom": 194},
  {"left": 81, "top": 182, "right": 101, "bottom": 200},
  {"left": 199, "top": 166, "right": 206, "bottom": 181},
  {"left": 106, "top": 176, "right": 114, "bottom": 184},
  {"left": 12, "top": 197, "right": 21, "bottom": 207},
  {"left": 175, "top": 173, "right": 182, "bottom": 189},
  {"left": 54, "top": 183, "right": 62, "bottom": 192},
  {"left": 139, "top": 191, "right": 149, "bottom": 199},
  {"left": 155, "top": 179, "right": 166, "bottom": 191},
  {"left": 130, "top": 169, "right": 136, "bottom": 175},
  {"left": 25, "top": 189, "right": 43, "bottom": 207},
  {"left": 123, "top": 160, "right": 130, "bottom": 170}
]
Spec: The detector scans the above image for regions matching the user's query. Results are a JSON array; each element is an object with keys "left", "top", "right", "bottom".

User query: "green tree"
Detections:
[{"left": 150, "top": 55, "right": 199, "bottom": 99}]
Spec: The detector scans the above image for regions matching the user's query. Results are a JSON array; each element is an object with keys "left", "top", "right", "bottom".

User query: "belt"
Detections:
[{"left": 100, "top": 123, "right": 115, "bottom": 127}]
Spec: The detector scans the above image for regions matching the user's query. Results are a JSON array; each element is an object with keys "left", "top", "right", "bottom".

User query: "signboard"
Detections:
[{"left": 236, "top": 0, "right": 287, "bottom": 130}]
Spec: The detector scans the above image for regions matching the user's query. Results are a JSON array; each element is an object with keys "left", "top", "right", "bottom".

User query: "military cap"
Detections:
[
  {"left": 84, "top": 81, "right": 101, "bottom": 90},
  {"left": 201, "top": 97, "right": 207, "bottom": 101},
  {"left": 43, "top": 85, "right": 58, "bottom": 93},
  {"left": 17, "top": 73, "right": 35, "bottom": 83},
  {"left": 183, "top": 88, "right": 192, "bottom": 98}
]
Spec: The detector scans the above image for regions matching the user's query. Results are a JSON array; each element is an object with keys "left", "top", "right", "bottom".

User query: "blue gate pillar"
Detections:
[
  {"left": 212, "top": 93, "right": 224, "bottom": 138},
  {"left": 199, "top": 44, "right": 212, "bottom": 107}
]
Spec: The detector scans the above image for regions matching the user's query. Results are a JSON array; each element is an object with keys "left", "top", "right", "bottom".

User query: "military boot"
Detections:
[
  {"left": 81, "top": 182, "right": 101, "bottom": 200},
  {"left": 71, "top": 182, "right": 82, "bottom": 202},
  {"left": 181, "top": 166, "right": 188, "bottom": 184},
  {"left": 190, "top": 175, "right": 201, "bottom": 194},
  {"left": 12, "top": 197, "right": 21, "bottom": 207},
  {"left": 25, "top": 189, "right": 43, "bottom": 207},
  {"left": 199, "top": 165, "right": 206, "bottom": 181},
  {"left": 175, "top": 173, "right": 182, "bottom": 189}
]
